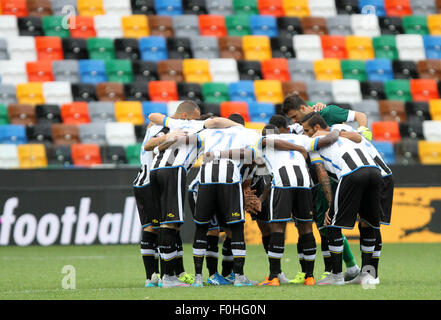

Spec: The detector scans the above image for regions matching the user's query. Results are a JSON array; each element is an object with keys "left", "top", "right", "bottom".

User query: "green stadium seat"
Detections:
[
  {"left": 87, "top": 38, "right": 115, "bottom": 61},
  {"left": 385, "top": 79, "right": 412, "bottom": 102},
  {"left": 373, "top": 35, "right": 399, "bottom": 60},
  {"left": 42, "top": 16, "right": 70, "bottom": 38},
  {"left": 233, "top": 0, "right": 258, "bottom": 15},
  {"left": 105, "top": 60, "right": 134, "bottom": 84},
  {"left": 126, "top": 143, "right": 142, "bottom": 165},
  {"left": 226, "top": 15, "right": 251, "bottom": 36},
  {"left": 202, "top": 82, "right": 230, "bottom": 103},
  {"left": 340, "top": 59, "right": 367, "bottom": 81},
  {"left": 402, "top": 15, "right": 429, "bottom": 35},
  {"left": 0, "top": 104, "right": 9, "bottom": 125}
]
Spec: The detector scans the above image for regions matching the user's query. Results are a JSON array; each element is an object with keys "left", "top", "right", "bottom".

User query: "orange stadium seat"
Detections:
[
  {"left": 1, "top": 0, "right": 28, "bottom": 17},
  {"left": 418, "top": 141, "right": 441, "bottom": 164},
  {"left": 346, "top": 36, "right": 375, "bottom": 60},
  {"left": 17, "top": 144, "right": 48, "bottom": 168},
  {"left": 372, "top": 121, "right": 402, "bottom": 143},
  {"left": 77, "top": 0, "right": 104, "bottom": 16},
  {"left": 35, "top": 36, "right": 64, "bottom": 60},
  {"left": 148, "top": 81, "right": 179, "bottom": 102},
  {"left": 429, "top": 99, "right": 441, "bottom": 120},
  {"left": 69, "top": 16, "right": 97, "bottom": 38},
  {"left": 410, "top": 79, "right": 440, "bottom": 101},
  {"left": 182, "top": 59, "right": 212, "bottom": 83},
  {"left": 60, "top": 102, "right": 90, "bottom": 124},
  {"left": 26, "top": 60, "right": 54, "bottom": 82},
  {"left": 261, "top": 58, "right": 290, "bottom": 81},
  {"left": 282, "top": 0, "right": 310, "bottom": 17},
  {"left": 199, "top": 15, "right": 227, "bottom": 37},
  {"left": 242, "top": 35, "right": 272, "bottom": 61},
  {"left": 71, "top": 143, "right": 102, "bottom": 166},
  {"left": 321, "top": 35, "right": 348, "bottom": 59},
  {"left": 220, "top": 101, "right": 250, "bottom": 121},
  {"left": 258, "top": 0, "right": 284, "bottom": 16},
  {"left": 122, "top": 15, "right": 150, "bottom": 38}
]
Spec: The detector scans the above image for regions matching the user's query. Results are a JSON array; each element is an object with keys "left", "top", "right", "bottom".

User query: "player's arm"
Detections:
[
  {"left": 204, "top": 147, "right": 254, "bottom": 163},
  {"left": 148, "top": 113, "right": 166, "bottom": 125},
  {"left": 261, "top": 138, "right": 308, "bottom": 160},
  {"left": 313, "top": 129, "right": 341, "bottom": 150},
  {"left": 204, "top": 117, "right": 243, "bottom": 129},
  {"left": 144, "top": 129, "right": 184, "bottom": 151},
  {"left": 314, "top": 161, "right": 333, "bottom": 207},
  {"left": 339, "top": 131, "right": 362, "bottom": 143}
]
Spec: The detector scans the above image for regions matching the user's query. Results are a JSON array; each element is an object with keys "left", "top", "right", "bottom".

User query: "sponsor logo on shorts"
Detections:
[
  {"left": 167, "top": 213, "right": 175, "bottom": 218},
  {"left": 232, "top": 212, "right": 240, "bottom": 217},
  {"left": 152, "top": 219, "right": 159, "bottom": 224}
]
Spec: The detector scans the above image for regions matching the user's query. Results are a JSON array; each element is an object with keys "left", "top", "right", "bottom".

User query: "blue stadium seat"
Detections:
[
  {"left": 248, "top": 102, "right": 275, "bottom": 123},
  {"left": 372, "top": 140, "right": 396, "bottom": 165},
  {"left": 0, "top": 124, "right": 27, "bottom": 144},
  {"left": 249, "top": 15, "right": 278, "bottom": 38},
  {"left": 154, "top": 0, "right": 183, "bottom": 15},
  {"left": 423, "top": 36, "right": 441, "bottom": 59},
  {"left": 228, "top": 81, "right": 256, "bottom": 103},
  {"left": 366, "top": 59, "right": 393, "bottom": 82},
  {"left": 78, "top": 60, "right": 107, "bottom": 84},
  {"left": 139, "top": 37, "right": 168, "bottom": 62},
  {"left": 358, "top": 0, "right": 386, "bottom": 16},
  {"left": 142, "top": 102, "right": 168, "bottom": 120}
]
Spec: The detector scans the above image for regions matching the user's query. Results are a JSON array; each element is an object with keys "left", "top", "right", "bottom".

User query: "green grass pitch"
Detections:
[{"left": 1, "top": 243, "right": 440, "bottom": 300}]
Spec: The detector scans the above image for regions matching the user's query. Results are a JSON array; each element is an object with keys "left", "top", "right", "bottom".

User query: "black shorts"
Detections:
[
  {"left": 251, "top": 198, "right": 270, "bottom": 222},
  {"left": 150, "top": 166, "right": 187, "bottom": 225},
  {"left": 328, "top": 167, "right": 383, "bottom": 230},
  {"left": 188, "top": 190, "right": 222, "bottom": 230},
  {"left": 269, "top": 187, "right": 314, "bottom": 223},
  {"left": 194, "top": 183, "right": 245, "bottom": 225},
  {"left": 133, "top": 184, "right": 160, "bottom": 228},
  {"left": 380, "top": 174, "right": 394, "bottom": 225}
]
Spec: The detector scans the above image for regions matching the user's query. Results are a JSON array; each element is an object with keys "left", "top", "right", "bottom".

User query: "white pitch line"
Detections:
[{"left": 0, "top": 287, "right": 144, "bottom": 295}]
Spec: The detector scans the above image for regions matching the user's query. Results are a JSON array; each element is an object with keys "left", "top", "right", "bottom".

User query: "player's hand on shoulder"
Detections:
[
  {"left": 203, "top": 151, "right": 214, "bottom": 163},
  {"left": 312, "top": 102, "right": 326, "bottom": 112}
]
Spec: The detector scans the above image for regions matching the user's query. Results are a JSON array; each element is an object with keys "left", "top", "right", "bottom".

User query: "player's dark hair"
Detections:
[
  {"left": 262, "top": 124, "right": 279, "bottom": 136},
  {"left": 282, "top": 93, "right": 308, "bottom": 114},
  {"left": 228, "top": 113, "right": 245, "bottom": 126},
  {"left": 199, "top": 113, "right": 215, "bottom": 120},
  {"left": 301, "top": 112, "right": 328, "bottom": 129},
  {"left": 269, "top": 114, "right": 289, "bottom": 129},
  {"left": 175, "top": 100, "right": 200, "bottom": 115}
]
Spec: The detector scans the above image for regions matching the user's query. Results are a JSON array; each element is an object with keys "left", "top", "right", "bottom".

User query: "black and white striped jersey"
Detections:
[
  {"left": 150, "top": 117, "right": 206, "bottom": 172},
  {"left": 331, "top": 124, "right": 392, "bottom": 178},
  {"left": 257, "top": 134, "right": 313, "bottom": 188},
  {"left": 310, "top": 136, "right": 380, "bottom": 181},
  {"left": 197, "top": 126, "right": 260, "bottom": 184},
  {"left": 133, "top": 125, "right": 167, "bottom": 187}
]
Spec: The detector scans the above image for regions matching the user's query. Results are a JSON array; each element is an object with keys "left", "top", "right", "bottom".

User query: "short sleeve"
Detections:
[
  {"left": 309, "top": 151, "right": 324, "bottom": 165},
  {"left": 319, "top": 105, "right": 350, "bottom": 126}
]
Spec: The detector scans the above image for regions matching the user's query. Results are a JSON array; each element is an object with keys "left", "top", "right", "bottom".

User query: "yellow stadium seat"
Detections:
[
  {"left": 114, "top": 101, "right": 145, "bottom": 125},
  {"left": 346, "top": 36, "right": 375, "bottom": 60},
  {"left": 254, "top": 80, "right": 283, "bottom": 104},
  {"left": 77, "top": 0, "right": 105, "bottom": 16},
  {"left": 428, "top": 14, "right": 441, "bottom": 35},
  {"left": 16, "top": 83, "right": 44, "bottom": 105},
  {"left": 313, "top": 59, "right": 343, "bottom": 81},
  {"left": 429, "top": 99, "right": 441, "bottom": 120},
  {"left": 242, "top": 35, "right": 272, "bottom": 61},
  {"left": 418, "top": 141, "right": 441, "bottom": 164},
  {"left": 282, "top": 0, "right": 310, "bottom": 17},
  {"left": 17, "top": 144, "right": 48, "bottom": 168},
  {"left": 122, "top": 15, "right": 150, "bottom": 38},
  {"left": 182, "top": 59, "right": 212, "bottom": 83},
  {"left": 245, "top": 122, "right": 265, "bottom": 133}
]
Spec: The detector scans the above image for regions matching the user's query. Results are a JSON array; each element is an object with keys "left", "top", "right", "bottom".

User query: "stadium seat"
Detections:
[
  {"left": 51, "top": 123, "right": 80, "bottom": 145},
  {"left": 114, "top": 101, "right": 144, "bottom": 125},
  {"left": 71, "top": 143, "right": 102, "bottom": 166},
  {"left": 233, "top": 0, "right": 258, "bottom": 15},
  {"left": 396, "top": 34, "right": 426, "bottom": 61},
  {"left": 79, "top": 122, "right": 107, "bottom": 145},
  {"left": 209, "top": 58, "right": 240, "bottom": 82},
  {"left": 87, "top": 37, "right": 115, "bottom": 60},
  {"left": 282, "top": 81, "right": 309, "bottom": 100},
  {"left": 0, "top": 124, "right": 27, "bottom": 144},
  {"left": 0, "top": 85, "right": 17, "bottom": 105},
  {"left": 429, "top": 99, "right": 441, "bottom": 120},
  {"left": 372, "top": 121, "right": 401, "bottom": 142},
  {"left": 423, "top": 119, "right": 441, "bottom": 140},
  {"left": 142, "top": 101, "right": 168, "bottom": 119},
  {"left": 307, "top": 80, "right": 333, "bottom": 104},
  {"left": 293, "top": 35, "right": 324, "bottom": 61},
  {"left": 326, "top": 15, "right": 352, "bottom": 36},
  {"left": 69, "top": 16, "right": 96, "bottom": 39},
  {"left": 103, "top": 0, "right": 131, "bottom": 15},
  {"left": 100, "top": 145, "right": 127, "bottom": 164},
  {"left": 122, "top": 15, "right": 150, "bottom": 38},
  {"left": 148, "top": 80, "right": 178, "bottom": 101},
  {"left": 42, "top": 15, "right": 70, "bottom": 38},
  {"left": 249, "top": 15, "right": 278, "bottom": 37},
  {"left": 26, "top": 60, "right": 53, "bottom": 82},
  {"left": 346, "top": 36, "right": 375, "bottom": 60},
  {"left": 1, "top": 0, "right": 28, "bottom": 16},
  {"left": 77, "top": 0, "right": 104, "bottom": 16},
  {"left": 7, "top": 36, "right": 37, "bottom": 61},
  {"left": 17, "top": 144, "right": 48, "bottom": 168},
  {"left": 114, "top": 38, "right": 140, "bottom": 60},
  {"left": 248, "top": 101, "right": 275, "bottom": 122},
  {"left": 0, "top": 144, "right": 19, "bottom": 168},
  {"left": 336, "top": 0, "right": 360, "bottom": 14},
  {"left": 301, "top": 17, "right": 328, "bottom": 35},
  {"left": 0, "top": 61, "right": 27, "bottom": 84},
  {"left": 35, "top": 36, "right": 63, "bottom": 60},
  {"left": 379, "top": 16, "right": 403, "bottom": 35},
  {"left": 314, "top": 59, "right": 343, "bottom": 81},
  {"left": 352, "top": 100, "right": 381, "bottom": 126},
  {"left": 167, "top": 37, "right": 193, "bottom": 59},
  {"left": 133, "top": 61, "right": 158, "bottom": 82},
  {"left": 226, "top": 15, "right": 251, "bottom": 37},
  {"left": 385, "top": 79, "right": 412, "bottom": 101},
  {"left": 428, "top": 14, "right": 441, "bottom": 34},
  {"left": 52, "top": 60, "right": 80, "bottom": 83},
  {"left": 105, "top": 60, "right": 133, "bottom": 83},
  {"left": 405, "top": 101, "right": 431, "bottom": 120},
  {"left": 105, "top": 122, "right": 136, "bottom": 146},
  {"left": 393, "top": 60, "right": 418, "bottom": 79},
  {"left": 123, "top": 81, "right": 147, "bottom": 101},
  {"left": 199, "top": 15, "right": 227, "bottom": 37},
  {"left": 257, "top": 0, "right": 284, "bottom": 16},
  {"left": 148, "top": 15, "right": 174, "bottom": 38},
  {"left": 8, "top": 103, "right": 36, "bottom": 126},
  {"left": 399, "top": 116, "right": 424, "bottom": 139},
  {"left": 88, "top": 101, "right": 116, "bottom": 122},
  {"left": 410, "top": 0, "right": 436, "bottom": 15},
  {"left": 418, "top": 140, "right": 441, "bottom": 164},
  {"left": 385, "top": 0, "right": 412, "bottom": 16},
  {"left": 207, "top": 0, "right": 233, "bottom": 15},
  {"left": 220, "top": 101, "right": 250, "bottom": 121},
  {"left": 341, "top": 59, "right": 367, "bottom": 81},
  {"left": 0, "top": 15, "right": 19, "bottom": 38},
  {"left": 78, "top": 60, "right": 107, "bottom": 84},
  {"left": 139, "top": 36, "right": 168, "bottom": 61},
  {"left": 366, "top": 58, "right": 393, "bottom": 82},
  {"left": 172, "top": 15, "right": 200, "bottom": 38},
  {"left": 379, "top": 100, "right": 407, "bottom": 122},
  {"left": 332, "top": 79, "right": 362, "bottom": 103},
  {"left": 282, "top": 0, "right": 309, "bottom": 16},
  {"left": 199, "top": 102, "right": 220, "bottom": 116},
  {"left": 94, "top": 14, "right": 123, "bottom": 38},
  {"left": 219, "top": 36, "right": 244, "bottom": 60},
  {"left": 26, "top": 123, "right": 51, "bottom": 147},
  {"left": 16, "top": 82, "right": 44, "bottom": 105},
  {"left": 237, "top": 60, "right": 262, "bottom": 80},
  {"left": 270, "top": 36, "right": 295, "bottom": 59},
  {"left": 202, "top": 82, "right": 230, "bottom": 103},
  {"left": 403, "top": 15, "right": 429, "bottom": 35},
  {"left": 418, "top": 58, "right": 441, "bottom": 80},
  {"left": 62, "top": 38, "right": 89, "bottom": 60},
  {"left": 190, "top": 36, "right": 219, "bottom": 59},
  {"left": 154, "top": 0, "right": 183, "bottom": 15},
  {"left": 60, "top": 102, "right": 90, "bottom": 124},
  {"left": 157, "top": 59, "right": 184, "bottom": 82},
  {"left": 228, "top": 80, "right": 256, "bottom": 102},
  {"left": 183, "top": 59, "right": 212, "bottom": 83},
  {"left": 372, "top": 35, "right": 398, "bottom": 60},
  {"left": 423, "top": 35, "right": 441, "bottom": 58},
  {"left": 254, "top": 80, "right": 283, "bottom": 103},
  {"left": 27, "top": 0, "right": 52, "bottom": 16},
  {"left": 51, "top": 0, "right": 78, "bottom": 16},
  {"left": 71, "top": 83, "right": 98, "bottom": 102},
  {"left": 96, "top": 82, "right": 125, "bottom": 102},
  {"left": 277, "top": 17, "right": 302, "bottom": 39},
  {"left": 410, "top": 79, "right": 440, "bottom": 101},
  {"left": 242, "top": 35, "right": 271, "bottom": 61},
  {"left": 18, "top": 16, "right": 43, "bottom": 36},
  {"left": 351, "top": 14, "right": 381, "bottom": 36},
  {"left": 321, "top": 35, "right": 348, "bottom": 59},
  {"left": 177, "top": 83, "right": 203, "bottom": 103},
  {"left": 371, "top": 141, "right": 395, "bottom": 164},
  {"left": 35, "top": 104, "right": 62, "bottom": 124},
  {"left": 183, "top": 0, "right": 208, "bottom": 14},
  {"left": 309, "top": 0, "right": 337, "bottom": 16},
  {"left": 131, "top": 0, "right": 156, "bottom": 14},
  {"left": 125, "top": 143, "right": 141, "bottom": 165},
  {"left": 394, "top": 137, "right": 419, "bottom": 165},
  {"left": 288, "top": 59, "right": 316, "bottom": 82},
  {"left": 261, "top": 58, "right": 290, "bottom": 81},
  {"left": 358, "top": 0, "right": 386, "bottom": 16},
  {"left": 43, "top": 82, "right": 73, "bottom": 105}
]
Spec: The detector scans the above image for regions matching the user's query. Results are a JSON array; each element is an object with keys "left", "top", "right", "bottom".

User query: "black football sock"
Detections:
[
  {"left": 221, "top": 237, "right": 234, "bottom": 277},
  {"left": 141, "top": 231, "right": 158, "bottom": 280},
  {"left": 327, "top": 227, "right": 343, "bottom": 274},
  {"left": 297, "top": 236, "right": 305, "bottom": 273},
  {"left": 268, "top": 232, "right": 285, "bottom": 280},
  {"left": 300, "top": 232, "right": 316, "bottom": 278},
  {"left": 262, "top": 235, "right": 271, "bottom": 254},
  {"left": 206, "top": 235, "right": 219, "bottom": 276},
  {"left": 158, "top": 228, "right": 178, "bottom": 276},
  {"left": 174, "top": 230, "right": 185, "bottom": 276},
  {"left": 320, "top": 232, "right": 332, "bottom": 273},
  {"left": 359, "top": 225, "right": 376, "bottom": 273},
  {"left": 193, "top": 224, "right": 209, "bottom": 275},
  {"left": 154, "top": 247, "right": 160, "bottom": 274},
  {"left": 371, "top": 228, "right": 382, "bottom": 278},
  {"left": 230, "top": 223, "right": 246, "bottom": 276}
]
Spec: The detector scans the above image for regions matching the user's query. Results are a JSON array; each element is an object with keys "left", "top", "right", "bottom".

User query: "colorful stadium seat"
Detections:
[
  {"left": 35, "top": 104, "right": 62, "bottom": 123},
  {"left": 61, "top": 102, "right": 90, "bottom": 124},
  {"left": 105, "top": 59, "right": 134, "bottom": 83},
  {"left": 43, "top": 81, "right": 73, "bottom": 104},
  {"left": 122, "top": 15, "right": 150, "bottom": 38},
  {"left": 0, "top": 144, "right": 19, "bottom": 168},
  {"left": 1, "top": 0, "right": 28, "bottom": 17},
  {"left": 94, "top": 14, "right": 123, "bottom": 38},
  {"left": 254, "top": 80, "right": 283, "bottom": 103},
  {"left": 126, "top": 143, "right": 141, "bottom": 165},
  {"left": 52, "top": 123, "right": 80, "bottom": 145},
  {"left": 0, "top": 124, "right": 27, "bottom": 144},
  {"left": 379, "top": 100, "right": 407, "bottom": 122},
  {"left": 158, "top": 59, "right": 184, "bottom": 82},
  {"left": 346, "top": 35, "right": 375, "bottom": 60},
  {"left": 139, "top": 36, "right": 168, "bottom": 61},
  {"left": 77, "top": 0, "right": 104, "bottom": 16},
  {"left": 220, "top": 101, "right": 250, "bottom": 121},
  {"left": 282, "top": 81, "right": 309, "bottom": 100},
  {"left": 148, "top": 80, "right": 178, "bottom": 101},
  {"left": 88, "top": 101, "right": 116, "bottom": 122},
  {"left": 148, "top": 15, "right": 174, "bottom": 37},
  {"left": 7, "top": 36, "right": 37, "bottom": 60},
  {"left": 199, "top": 15, "right": 227, "bottom": 37},
  {"left": 71, "top": 83, "right": 98, "bottom": 101},
  {"left": 410, "top": 79, "right": 440, "bottom": 101},
  {"left": 423, "top": 35, "right": 441, "bottom": 58},
  {"left": 261, "top": 58, "right": 290, "bottom": 81},
  {"left": 219, "top": 36, "right": 244, "bottom": 60},
  {"left": 16, "top": 82, "right": 44, "bottom": 104},
  {"left": 385, "top": 79, "right": 412, "bottom": 101},
  {"left": 207, "top": 0, "right": 234, "bottom": 15},
  {"left": 154, "top": 0, "right": 183, "bottom": 15},
  {"left": 258, "top": 0, "right": 284, "bottom": 16},
  {"left": 52, "top": 60, "right": 80, "bottom": 83},
  {"left": 8, "top": 103, "right": 36, "bottom": 126},
  {"left": 248, "top": 101, "right": 275, "bottom": 122},
  {"left": 105, "top": 122, "right": 136, "bottom": 146},
  {"left": 314, "top": 59, "right": 343, "bottom": 81},
  {"left": 69, "top": 16, "right": 97, "bottom": 38},
  {"left": 341, "top": 59, "right": 368, "bottom": 81},
  {"left": 209, "top": 58, "right": 240, "bottom": 82},
  {"left": 249, "top": 14, "right": 278, "bottom": 37},
  {"left": 418, "top": 140, "right": 441, "bottom": 164},
  {"left": 190, "top": 36, "right": 219, "bottom": 59},
  {"left": 385, "top": 0, "right": 413, "bottom": 16},
  {"left": 42, "top": 15, "right": 70, "bottom": 38},
  {"left": 172, "top": 15, "right": 200, "bottom": 38},
  {"left": 301, "top": 17, "right": 328, "bottom": 35},
  {"left": 372, "top": 140, "right": 395, "bottom": 164},
  {"left": 228, "top": 80, "right": 256, "bottom": 102},
  {"left": 365, "top": 58, "right": 394, "bottom": 82},
  {"left": 372, "top": 121, "right": 401, "bottom": 142},
  {"left": 17, "top": 143, "right": 48, "bottom": 168},
  {"left": 427, "top": 14, "right": 441, "bottom": 34},
  {"left": 396, "top": 34, "right": 426, "bottom": 61},
  {"left": 71, "top": 143, "right": 102, "bottom": 166},
  {"left": 225, "top": 14, "right": 251, "bottom": 36},
  {"left": 103, "top": 0, "right": 131, "bottom": 16},
  {"left": 242, "top": 35, "right": 271, "bottom": 61},
  {"left": 351, "top": 13, "right": 381, "bottom": 36},
  {"left": 372, "top": 35, "right": 399, "bottom": 59},
  {"left": 26, "top": 60, "right": 54, "bottom": 82},
  {"left": 233, "top": 0, "right": 259, "bottom": 15},
  {"left": 182, "top": 59, "right": 212, "bottom": 83},
  {"left": 321, "top": 35, "right": 348, "bottom": 59},
  {"left": 114, "top": 101, "right": 144, "bottom": 124},
  {"left": 87, "top": 37, "right": 115, "bottom": 60},
  {"left": 282, "top": 0, "right": 309, "bottom": 17},
  {"left": 332, "top": 79, "right": 363, "bottom": 103},
  {"left": 293, "top": 34, "right": 323, "bottom": 60},
  {"left": 96, "top": 82, "right": 125, "bottom": 101},
  {"left": 402, "top": 15, "right": 429, "bottom": 35},
  {"left": 35, "top": 36, "right": 64, "bottom": 60},
  {"left": 202, "top": 82, "right": 230, "bottom": 103},
  {"left": 78, "top": 59, "right": 107, "bottom": 84}
]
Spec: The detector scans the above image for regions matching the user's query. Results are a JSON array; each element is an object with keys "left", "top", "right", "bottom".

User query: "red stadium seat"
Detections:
[
  {"left": 26, "top": 60, "right": 54, "bottom": 82},
  {"left": 35, "top": 36, "right": 64, "bottom": 60},
  {"left": 60, "top": 102, "right": 91, "bottom": 124},
  {"left": 385, "top": 0, "right": 412, "bottom": 17},
  {"left": 220, "top": 101, "right": 250, "bottom": 122},
  {"left": 410, "top": 79, "right": 440, "bottom": 101},
  {"left": 1, "top": 0, "right": 28, "bottom": 17},
  {"left": 257, "top": 0, "right": 284, "bottom": 16},
  {"left": 321, "top": 35, "right": 348, "bottom": 59},
  {"left": 69, "top": 16, "right": 97, "bottom": 38},
  {"left": 71, "top": 143, "right": 102, "bottom": 166},
  {"left": 372, "top": 121, "right": 401, "bottom": 143},
  {"left": 261, "top": 58, "right": 290, "bottom": 81},
  {"left": 148, "top": 81, "right": 179, "bottom": 102},
  {"left": 199, "top": 15, "right": 227, "bottom": 37}
]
